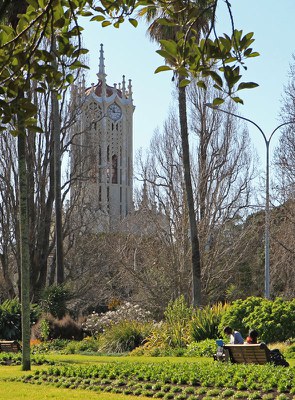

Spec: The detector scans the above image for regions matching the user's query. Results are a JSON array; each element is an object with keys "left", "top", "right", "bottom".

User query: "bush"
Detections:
[
  {"left": 163, "top": 296, "right": 193, "bottom": 348},
  {"left": 40, "top": 285, "right": 71, "bottom": 319},
  {"left": 83, "top": 302, "right": 152, "bottom": 336},
  {"left": 243, "top": 297, "right": 295, "bottom": 343},
  {"left": 190, "top": 303, "right": 229, "bottom": 342},
  {"left": 31, "top": 339, "right": 70, "bottom": 354},
  {"left": 283, "top": 341, "right": 295, "bottom": 359},
  {"left": 219, "top": 297, "right": 265, "bottom": 338},
  {"left": 0, "top": 298, "right": 40, "bottom": 340},
  {"left": 64, "top": 337, "right": 100, "bottom": 354},
  {"left": 31, "top": 314, "right": 83, "bottom": 341},
  {"left": 185, "top": 339, "right": 216, "bottom": 357},
  {"left": 98, "top": 320, "right": 151, "bottom": 353},
  {"left": 219, "top": 297, "right": 295, "bottom": 343}
]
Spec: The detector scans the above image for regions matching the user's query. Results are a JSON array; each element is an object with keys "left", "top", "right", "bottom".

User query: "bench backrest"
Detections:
[
  {"left": 0, "top": 340, "right": 21, "bottom": 353},
  {"left": 223, "top": 343, "right": 271, "bottom": 365}
]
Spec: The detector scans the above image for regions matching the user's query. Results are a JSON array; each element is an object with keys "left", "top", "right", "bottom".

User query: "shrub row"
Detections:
[{"left": 18, "top": 361, "right": 295, "bottom": 397}]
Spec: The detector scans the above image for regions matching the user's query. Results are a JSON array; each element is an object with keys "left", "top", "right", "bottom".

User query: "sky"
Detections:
[{"left": 80, "top": 0, "right": 295, "bottom": 165}]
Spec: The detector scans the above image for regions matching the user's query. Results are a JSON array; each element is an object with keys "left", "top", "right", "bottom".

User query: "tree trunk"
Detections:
[
  {"left": 52, "top": 39, "right": 64, "bottom": 284},
  {"left": 17, "top": 99, "right": 31, "bottom": 371},
  {"left": 178, "top": 77, "right": 201, "bottom": 306}
]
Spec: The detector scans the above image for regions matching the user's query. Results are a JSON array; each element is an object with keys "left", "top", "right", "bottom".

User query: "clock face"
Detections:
[{"left": 107, "top": 104, "right": 122, "bottom": 121}]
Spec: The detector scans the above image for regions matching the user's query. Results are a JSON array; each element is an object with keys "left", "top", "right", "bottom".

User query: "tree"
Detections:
[
  {"left": 271, "top": 54, "right": 295, "bottom": 298},
  {"left": 136, "top": 82, "right": 256, "bottom": 303},
  {"left": 139, "top": 0, "right": 214, "bottom": 306}
]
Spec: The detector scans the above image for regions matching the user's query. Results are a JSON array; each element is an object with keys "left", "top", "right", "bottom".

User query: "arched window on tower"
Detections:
[{"left": 112, "top": 155, "right": 118, "bottom": 184}]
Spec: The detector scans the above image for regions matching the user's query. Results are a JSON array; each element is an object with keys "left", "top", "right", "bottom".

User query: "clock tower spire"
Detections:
[
  {"left": 70, "top": 45, "right": 135, "bottom": 232},
  {"left": 97, "top": 43, "right": 107, "bottom": 98}
]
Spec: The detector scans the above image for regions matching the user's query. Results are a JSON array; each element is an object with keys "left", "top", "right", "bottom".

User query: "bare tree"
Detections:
[
  {"left": 271, "top": 54, "right": 295, "bottom": 297},
  {"left": 135, "top": 83, "right": 257, "bottom": 303}
]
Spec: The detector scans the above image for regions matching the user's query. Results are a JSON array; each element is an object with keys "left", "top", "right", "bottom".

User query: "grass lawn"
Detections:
[{"left": 0, "top": 365, "right": 152, "bottom": 400}]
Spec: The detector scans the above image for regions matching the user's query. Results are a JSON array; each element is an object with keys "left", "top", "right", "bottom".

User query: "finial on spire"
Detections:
[
  {"left": 97, "top": 44, "right": 107, "bottom": 98},
  {"left": 97, "top": 44, "right": 106, "bottom": 78},
  {"left": 128, "top": 79, "right": 133, "bottom": 99},
  {"left": 122, "top": 75, "right": 126, "bottom": 98}
]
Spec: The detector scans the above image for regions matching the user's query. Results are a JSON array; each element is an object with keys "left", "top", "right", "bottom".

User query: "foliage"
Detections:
[
  {"left": 19, "top": 359, "right": 295, "bottom": 397},
  {"left": 0, "top": 352, "right": 52, "bottom": 366},
  {"left": 219, "top": 296, "right": 265, "bottom": 338},
  {"left": 98, "top": 320, "right": 152, "bottom": 353},
  {"left": 185, "top": 339, "right": 217, "bottom": 357},
  {"left": 0, "top": 0, "right": 260, "bottom": 133},
  {"left": 83, "top": 302, "right": 152, "bottom": 336},
  {"left": 31, "top": 314, "right": 83, "bottom": 341},
  {"left": 219, "top": 297, "right": 295, "bottom": 343},
  {"left": 30, "top": 339, "right": 70, "bottom": 354},
  {"left": 243, "top": 297, "right": 295, "bottom": 343},
  {"left": 40, "top": 285, "right": 71, "bottom": 319},
  {"left": 64, "top": 337, "right": 100, "bottom": 354},
  {"left": 0, "top": 298, "right": 40, "bottom": 340},
  {"left": 283, "top": 342, "right": 295, "bottom": 359},
  {"left": 190, "top": 303, "right": 229, "bottom": 342},
  {"left": 163, "top": 296, "right": 193, "bottom": 348}
]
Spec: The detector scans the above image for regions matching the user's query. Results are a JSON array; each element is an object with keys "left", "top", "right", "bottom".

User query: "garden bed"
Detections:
[{"left": 13, "top": 359, "right": 295, "bottom": 399}]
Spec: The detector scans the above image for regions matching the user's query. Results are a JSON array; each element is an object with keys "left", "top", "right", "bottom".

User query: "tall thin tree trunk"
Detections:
[
  {"left": 17, "top": 97, "right": 31, "bottom": 371},
  {"left": 52, "top": 39, "right": 64, "bottom": 284},
  {"left": 178, "top": 78, "right": 201, "bottom": 306}
]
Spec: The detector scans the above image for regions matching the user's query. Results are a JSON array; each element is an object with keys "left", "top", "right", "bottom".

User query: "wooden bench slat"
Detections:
[
  {"left": 0, "top": 340, "right": 21, "bottom": 353},
  {"left": 223, "top": 343, "right": 271, "bottom": 365}
]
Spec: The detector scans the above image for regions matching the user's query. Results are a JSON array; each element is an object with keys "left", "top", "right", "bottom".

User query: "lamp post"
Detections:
[{"left": 205, "top": 103, "right": 294, "bottom": 299}]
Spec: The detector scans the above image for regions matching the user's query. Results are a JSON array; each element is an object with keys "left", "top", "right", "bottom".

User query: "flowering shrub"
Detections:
[{"left": 83, "top": 302, "right": 152, "bottom": 336}]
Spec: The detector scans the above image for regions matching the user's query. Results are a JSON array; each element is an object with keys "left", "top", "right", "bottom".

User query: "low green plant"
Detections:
[
  {"left": 164, "top": 295, "right": 193, "bottom": 348},
  {"left": 190, "top": 303, "right": 229, "bottom": 342},
  {"left": 276, "top": 343, "right": 295, "bottom": 358},
  {"left": 98, "top": 320, "right": 151, "bottom": 353},
  {"left": 185, "top": 339, "right": 216, "bottom": 357}
]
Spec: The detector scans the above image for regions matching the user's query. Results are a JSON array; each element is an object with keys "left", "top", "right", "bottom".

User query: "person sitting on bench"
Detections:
[
  {"left": 246, "top": 329, "right": 259, "bottom": 344},
  {"left": 245, "top": 329, "right": 289, "bottom": 366},
  {"left": 224, "top": 326, "right": 244, "bottom": 344}
]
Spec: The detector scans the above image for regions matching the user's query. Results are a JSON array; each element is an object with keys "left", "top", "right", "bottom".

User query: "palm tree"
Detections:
[{"left": 139, "top": 0, "right": 213, "bottom": 306}]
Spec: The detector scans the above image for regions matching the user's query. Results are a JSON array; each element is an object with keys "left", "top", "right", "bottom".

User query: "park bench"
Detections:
[
  {"left": 0, "top": 340, "right": 21, "bottom": 353},
  {"left": 223, "top": 343, "right": 289, "bottom": 366},
  {"left": 223, "top": 343, "right": 270, "bottom": 365}
]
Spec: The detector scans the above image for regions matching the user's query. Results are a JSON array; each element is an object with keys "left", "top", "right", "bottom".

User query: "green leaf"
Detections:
[
  {"left": 207, "top": 71, "right": 223, "bottom": 87},
  {"left": 179, "top": 79, "right": 191, "bottom": 87},
  {"left": 102, "top": 21, "right": 112, "bottom": 27},
  {"left": 156, "top": 49, "right": 175, "bottom": 62},
  {"left": 128, "top": 18, "right": 138, "bottom": 28},
  {"left": 159, "top": 39, "right": 177, "bottom": 57},
  {"left": 231, "top": 97, "right": 244, "bottom": 104},
  {"left": 154, "top": 65, "right": 172, "bottom": 73},
  {"left": 247, "top": 51, "right": 260, "bottom": 58},
  {"left": 212, "top": 98, "right": 224, "bottom": 106},
  {"left": 196, "top": 80, "right": 206, "bottom": 90},
  {"left": 237, "top": 82, "right": 259, "bottom": 91},
  {"left": 26, "top": 125, "right": 44, "bottom": 133},
  {"left": 90, "top": 15, "right": 105, "bottom": 22},
  {"left": 156, "top": 18, "right": 175, "bottom": 27}
]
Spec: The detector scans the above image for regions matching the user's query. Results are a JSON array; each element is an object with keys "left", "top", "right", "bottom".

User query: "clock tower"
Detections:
[{"left": 70, "top": 44, "right": 134, "bottom": 232}]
